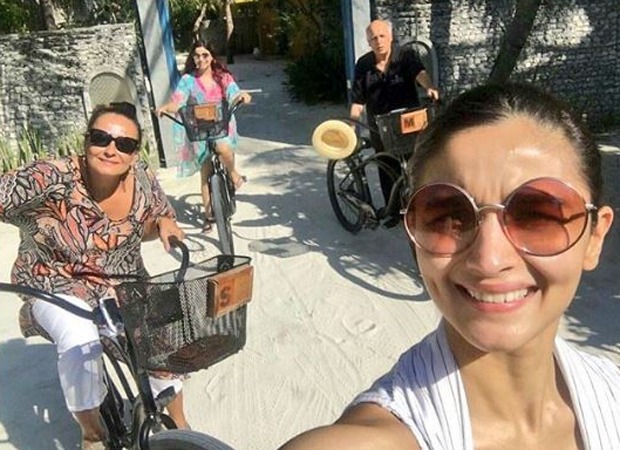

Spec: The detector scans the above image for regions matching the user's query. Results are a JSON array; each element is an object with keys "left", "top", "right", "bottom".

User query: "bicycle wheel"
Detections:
[
  {"left": 210, "top": 173, "right": 235, "bottom": 255},
  {"left": 149, "top": 429, "right": 236, "bottom": 450},
  {"left": 326, "top": 158, "right": 371, "bottom": 233}
]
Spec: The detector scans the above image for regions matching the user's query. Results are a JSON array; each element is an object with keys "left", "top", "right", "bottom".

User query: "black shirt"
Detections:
[{"left": 351, "top": 44, "right": 425, "bottom": 122}]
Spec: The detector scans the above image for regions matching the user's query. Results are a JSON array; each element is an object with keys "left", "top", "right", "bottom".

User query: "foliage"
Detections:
[
  {"left": 169, "top": 0, "right": 220, "bottom": 51},
  {"left": 284, "top": 49, "right": 346, "bottom": 104},
  {"left": 79, "top": 0, "right": 136, "bottom": 26},
  {"left": 0, "top": 0, "right": 38, "bottom": 34},
  {"left": 280, "top": 0, "right": 347, "bottom": 104}
]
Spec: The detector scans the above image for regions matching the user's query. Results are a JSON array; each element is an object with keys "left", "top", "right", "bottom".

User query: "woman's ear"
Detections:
[{"left": 583, "top": 205, "right": 614, "bottom": 271}]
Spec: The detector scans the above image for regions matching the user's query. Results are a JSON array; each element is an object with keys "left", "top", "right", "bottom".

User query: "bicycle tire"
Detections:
[
  {"left": 210, "top": 173, "right": 235, "bottom": 255},
  {"left": 149, "top": 429, "right": 235, "bottom": 450},
  {"left": 326, "top": 158, "right": 371, "bottom": 233}
]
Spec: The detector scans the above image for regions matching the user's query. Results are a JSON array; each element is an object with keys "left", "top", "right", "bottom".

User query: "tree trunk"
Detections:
[
  {"left": 39, "top": 0, "right": 58, "bottom": 30},
  {"left": 193, "top": 3, "right": 209, "bottom": 42},
  {"left": 225, "top": 0, "right": 234, "bottom": 64},
  {"left": 488, "top": 0, "right": 542, "bottom": 84}
]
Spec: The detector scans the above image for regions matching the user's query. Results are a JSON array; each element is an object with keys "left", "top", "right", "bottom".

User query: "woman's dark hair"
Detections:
[
  {"left": 85, "top": 101, "right": 142, "bottom": 148},
  {"left": 409, "top": 82, "right": 603, "bottom": 205},
  {"left": 183, "top": 39, "right": 231, "bottom": 90}
]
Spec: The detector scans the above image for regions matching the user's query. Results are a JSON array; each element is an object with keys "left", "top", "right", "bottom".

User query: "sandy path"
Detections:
[{"left": 0, "top": 55, "right": 618, "bottom": 449}]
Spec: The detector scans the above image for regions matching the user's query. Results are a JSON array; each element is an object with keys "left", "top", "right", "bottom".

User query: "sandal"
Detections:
[{"left": 202, "top": 217, "right": 216, "bottom": 233}]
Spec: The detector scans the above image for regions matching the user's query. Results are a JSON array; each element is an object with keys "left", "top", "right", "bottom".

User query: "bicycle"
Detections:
[
  {"left": 0, "top": 239, "right": 254, "bottom": 449},
  {"left": 160, "top": 92, "right": 259, "bottom": 256},
  {"left": 313, "top": 103, "right": 437, "bottom": 234}
]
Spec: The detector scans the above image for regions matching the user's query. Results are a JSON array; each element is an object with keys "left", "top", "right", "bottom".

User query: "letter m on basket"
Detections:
[{"left": 400, "top": 109, "right": 428, "bottom": 134}]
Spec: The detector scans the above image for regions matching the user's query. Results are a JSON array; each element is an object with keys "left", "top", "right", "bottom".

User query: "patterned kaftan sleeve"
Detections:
[
  {"left": 171, "top": 73, "right": 193, "bottom": 107},
  {"left": 0, "top": 160, "right": 62, "bottom": 223},
  {"left": 222, "top": 72, "right": 241, "bottom": 105},
  {"left": 136, "top": 161, "right": 177, "bottom": 223}
]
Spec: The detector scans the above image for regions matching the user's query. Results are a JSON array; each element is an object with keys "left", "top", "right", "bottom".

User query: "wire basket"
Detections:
[
  {"left": 177, "top": 102, "right": 230, "bottom": 142},
  {"left": 375, "top": 105, "right": 430, "bottom": 156},
  {"left": 114, "top": 255, "right": 253, "bottom": 373}
]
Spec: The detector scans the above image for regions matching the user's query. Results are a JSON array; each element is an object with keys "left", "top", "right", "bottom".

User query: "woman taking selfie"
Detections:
[{"left": 279, "top": 83, "right": 620, "bottom": 449}]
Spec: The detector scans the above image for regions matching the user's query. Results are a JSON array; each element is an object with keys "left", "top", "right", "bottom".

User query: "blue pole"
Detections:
[
  {"left": 341, "top": 0, "right": 355, "bottom": 104},
  {"left": 156, "top": 0, "right": 180, "bottom": 87}
]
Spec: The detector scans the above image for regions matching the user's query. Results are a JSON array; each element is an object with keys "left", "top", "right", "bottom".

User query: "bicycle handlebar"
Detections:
[
  {"left": 0, "top": 239, "right": 190, "bottom": 323},
  {"left": 169, "top": 236, "right": 189, "bottom": 282},
  {"left": 157, "top": 91, "right": 258, "bottom": 127}
]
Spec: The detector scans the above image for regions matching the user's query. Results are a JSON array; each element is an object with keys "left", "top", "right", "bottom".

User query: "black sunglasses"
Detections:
[{"left": 87, "top": 128, "right": 139, "bottom": 154}]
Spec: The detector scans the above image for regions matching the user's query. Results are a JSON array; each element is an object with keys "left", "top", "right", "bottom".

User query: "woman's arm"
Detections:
[
  {"left": 141, "top": 164, "right": 185, "bottom": 251},
  {"left": 278, "top": 403, "right": 421, "bottom": 450}
]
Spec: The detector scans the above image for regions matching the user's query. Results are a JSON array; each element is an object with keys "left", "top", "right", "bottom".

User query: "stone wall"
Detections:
[
  {"left": 0, "top": 23, "right": 156, "bottom": 160},
  {"left": 375, "top": 0, "right": 619, "bottom": 127}
]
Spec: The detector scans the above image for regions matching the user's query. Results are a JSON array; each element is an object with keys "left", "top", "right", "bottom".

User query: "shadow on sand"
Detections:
[{"left": 0, "top": 339, "right": 79, "bottom": 449}]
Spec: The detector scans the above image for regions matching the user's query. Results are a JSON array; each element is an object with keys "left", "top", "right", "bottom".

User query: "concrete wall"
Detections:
[
  {"left": 374, "top": 0, "right": 619, "bottom": 127},
  {"left": 0, "top": 23, "right": 156, "bottom": 159}
]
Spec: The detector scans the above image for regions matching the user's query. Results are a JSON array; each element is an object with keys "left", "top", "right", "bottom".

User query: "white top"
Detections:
[{"left": 350, "top": 323, "right": 620, "bottom": 450}]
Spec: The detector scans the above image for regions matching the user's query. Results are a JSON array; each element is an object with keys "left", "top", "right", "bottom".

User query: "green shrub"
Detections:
[
  {"left": 280, "top": 0, "right": 347, "bottom": 104},
  {"left": 284, "top": 49, "right": 347, "bottom": 104}
]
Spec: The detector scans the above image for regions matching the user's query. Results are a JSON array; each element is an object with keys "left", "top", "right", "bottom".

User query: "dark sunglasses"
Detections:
[
  {"left": 404, "top": 177, "right": 598, "bottom": 257},
  {"left": 87, "top": 128, "right": 139, "bottom": 154}
]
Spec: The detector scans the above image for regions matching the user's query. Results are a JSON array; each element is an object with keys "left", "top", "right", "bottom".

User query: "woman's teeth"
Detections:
[{"left": 466, "top": 288, "right": 529, "bottom": 303}]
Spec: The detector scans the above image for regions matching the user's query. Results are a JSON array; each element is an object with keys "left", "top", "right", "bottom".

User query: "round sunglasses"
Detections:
[
  {"left": 404, "top": 177, "right": 598, "bottom": 257},
  {"left": 87, "top": 128, "right": 139, "bottom": 154}
]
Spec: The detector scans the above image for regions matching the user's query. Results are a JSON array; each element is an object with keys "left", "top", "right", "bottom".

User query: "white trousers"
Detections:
[{"left": 33, "top": 294, "right": 182, "bottom": 412}]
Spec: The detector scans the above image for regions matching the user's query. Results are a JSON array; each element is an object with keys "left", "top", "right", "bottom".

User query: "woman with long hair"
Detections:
[{"left": 158, "top": 39, "right": 251, "bottom": 233}]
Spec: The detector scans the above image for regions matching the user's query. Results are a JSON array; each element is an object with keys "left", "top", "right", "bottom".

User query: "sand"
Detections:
[{"left": 0, "top": 55, "right": 618, "bottom": 450}]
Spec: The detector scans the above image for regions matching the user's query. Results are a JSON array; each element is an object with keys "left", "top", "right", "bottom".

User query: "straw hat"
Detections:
[{"left": 312, "top": 120, "right": 358, "bottom": 159}]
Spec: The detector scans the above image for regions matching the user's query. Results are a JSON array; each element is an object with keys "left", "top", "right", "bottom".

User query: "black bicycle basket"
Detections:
[
  {"left": 177, "top": 102, "right": 230, "bottom": 142},
  {"left": 375, "top": 105, "right": 430, "bottom": 156},
  {"left": 114, "top": 254, "right": 252, "bottom": 373}
]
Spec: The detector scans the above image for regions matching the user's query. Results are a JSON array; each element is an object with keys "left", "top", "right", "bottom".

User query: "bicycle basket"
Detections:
[
  {"left": 114, "top": 255, "right": 253, "bottom": 373},
  {"left": 177, "top": 102, "right": 230, "bottom": 142},
  {"left": 375, "top": 106, "right": 429, "bottom": 156}
]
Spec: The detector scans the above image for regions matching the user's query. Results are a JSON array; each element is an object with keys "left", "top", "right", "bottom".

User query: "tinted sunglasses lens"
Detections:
[
  {"left": 405, "top": 184, "right": 478, "bottom": 255},
  {"left": 504, "top": 179, "right": 589, "bottom": 256},
  {"left": 88, "top": 129, "right": 112, "bottom": 147},
  {"left": 114, "top": 137, "right": 139, "bottom": 154}
]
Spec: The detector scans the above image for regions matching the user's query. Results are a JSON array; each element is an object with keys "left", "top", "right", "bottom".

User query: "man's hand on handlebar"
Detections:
[{"left": 426, "top": 87, "right": 440, "bottom": 102}]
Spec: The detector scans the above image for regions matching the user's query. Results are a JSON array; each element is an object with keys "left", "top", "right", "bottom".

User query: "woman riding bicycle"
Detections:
[
  {"left": 157, "top": 39, "right": 252, "bottom": 233},
  {"left": 0, "top": 102, "right": 187, "bottom": 449}
]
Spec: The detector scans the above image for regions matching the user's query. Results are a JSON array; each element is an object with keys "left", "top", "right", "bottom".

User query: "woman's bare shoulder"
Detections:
[{"left": 278, "top": 403, "right": 421, "bottom": 450}]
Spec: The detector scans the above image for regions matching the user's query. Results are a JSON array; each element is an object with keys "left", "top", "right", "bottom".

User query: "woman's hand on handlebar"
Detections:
[
  {"left": 155, "top": 102, "right": 179, "bottom": 118},
  {"left": 235, "top": 91, "right": 252, "bottom": 105},
  {"left": 156, "top": 217, "right": 186, "bottom": 252}
]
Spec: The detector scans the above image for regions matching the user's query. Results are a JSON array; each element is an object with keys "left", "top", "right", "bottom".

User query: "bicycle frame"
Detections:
[
  {"left": 0, "top": 240, "right": 191, "bottom": 449},
  {"left": 161, "top": 100, "right": 245, "bottom": 255},
  {"left": 325, "top": 103, "right": 436, "bottom": 233}
]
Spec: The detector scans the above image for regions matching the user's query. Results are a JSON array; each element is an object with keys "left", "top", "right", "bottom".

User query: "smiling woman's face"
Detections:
[
  {"left": 414, "top": 115, "right": 613, "bottom": 355},
  {"left": 193, "top": 46, "right": 213, "bottom": 72},
  {"left": 85, "top": 112, "right": 140, "bottom": 179}
]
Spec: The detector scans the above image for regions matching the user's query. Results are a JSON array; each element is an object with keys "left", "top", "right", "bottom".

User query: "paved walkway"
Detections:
[{"left": 0, "top": 55, "right": 619, "bottom": 449}]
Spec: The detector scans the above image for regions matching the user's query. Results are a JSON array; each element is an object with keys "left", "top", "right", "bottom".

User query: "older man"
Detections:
[{"left": 350, "top": 19, "right": 439, "bottom": 227}]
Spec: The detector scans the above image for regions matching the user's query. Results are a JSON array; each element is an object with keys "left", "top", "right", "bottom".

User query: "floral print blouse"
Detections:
[{"left": 0, "top": 156, "right": 176, "bottom": 338}]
